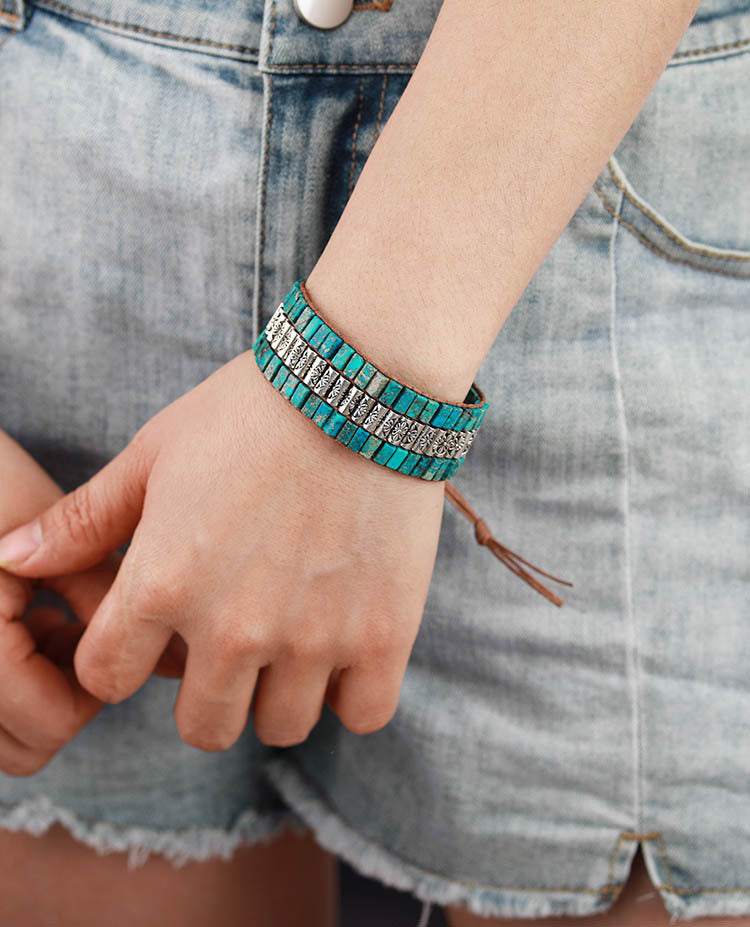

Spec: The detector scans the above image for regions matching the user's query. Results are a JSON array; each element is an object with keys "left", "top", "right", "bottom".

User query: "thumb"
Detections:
[{"left": 0, "top": 434, "right": 153, "bottom": 577}]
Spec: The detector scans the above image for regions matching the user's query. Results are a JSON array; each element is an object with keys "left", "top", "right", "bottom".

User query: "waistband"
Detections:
[{"left": 2, "top": 0, "right": 750, "bottom": 70}]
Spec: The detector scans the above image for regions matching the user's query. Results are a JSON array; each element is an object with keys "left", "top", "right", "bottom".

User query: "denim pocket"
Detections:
[{"left": 593, "top": 44, "right": 750, "bottom": 278}]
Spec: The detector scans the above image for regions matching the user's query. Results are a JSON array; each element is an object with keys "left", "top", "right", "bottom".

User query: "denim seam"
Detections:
[
  {"left": 669, "top": 34, "right": 750, "bottom": 64},
  {"left": 347, "top": 75, "right": 366, "bottom": 199},
  {"left": 253, "top": 70, "right": 274, "bottom": 344},
  {"left": 606, "top": 159, "right": 750, "bottom": 262},
  {"left": 592, "top": 183, "right": 750, "bottom": 280},
  {"left": 374, "top": 73, "right": 388, "bottom": 141},
  {"left": 33, "top": 0, "right": 260, "bottom": 55},
  {"left": 608, "top": 181, "right": 643, "bottom": 862}
]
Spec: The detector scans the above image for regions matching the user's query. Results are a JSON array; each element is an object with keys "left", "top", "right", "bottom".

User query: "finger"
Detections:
[
  {"left": 173, "top": 635, "right": 259, "bottom": 752},
  {"left": 22, "top": 604, "right": 71, "bottom": 654},
  {"left": 252, "top": 660, "right": 331, "bottom": 747},
  {"left": 45, "top": 550, "right": 123, "bottom": 627},
  {"left": 72, "top": 582, "right": 174, "bottom": 703},
  {"left": 0, "top": 429, "right": 155, "bottom": 577},
  {"left": 324, "top": 656, "right": 406, "bottom": 736},
  {"left": 0, "top": 569, "right": 34, "bottom": 620},
  {"left": 153, "top": 632, "right": 188, "bottom": 679},
  {"left": 0, "top": 722, "right": 52, "bottom": 778},
  {"left": 0, "top": 612, "right": 102, "bottom": 753}
]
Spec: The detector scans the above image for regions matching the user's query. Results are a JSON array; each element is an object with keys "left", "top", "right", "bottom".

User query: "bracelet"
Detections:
[
  {"left": 252, "top": 278, "right": 489, "bottom": 481},
  {"left": 250, "top": 278, "right": 574, "bottom": 603}
]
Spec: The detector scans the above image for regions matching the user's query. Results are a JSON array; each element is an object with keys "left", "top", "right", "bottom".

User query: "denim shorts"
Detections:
[{"left": 1, "top": 0, "right": 749, "bottom": 922}]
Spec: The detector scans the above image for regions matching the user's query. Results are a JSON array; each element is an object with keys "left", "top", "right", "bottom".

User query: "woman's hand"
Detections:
[
  {"left": 0, "top": 353, "right": 446, "bottom": 751},
  {"left": 0, "top": 430, "right": 186, "bottom": 776}
]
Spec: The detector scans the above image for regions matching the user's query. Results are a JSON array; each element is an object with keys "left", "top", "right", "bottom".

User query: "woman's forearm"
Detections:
[{"left": 304, "top": 0, "right": 701, "bottom": 404}]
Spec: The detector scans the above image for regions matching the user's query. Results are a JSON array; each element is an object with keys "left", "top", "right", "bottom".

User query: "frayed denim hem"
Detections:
[
  {"left": 0, "top": 794, "right": 309, "bottom": 871},
  {"left": 263, "top": 757, "right": 750, "bottom": 925}
]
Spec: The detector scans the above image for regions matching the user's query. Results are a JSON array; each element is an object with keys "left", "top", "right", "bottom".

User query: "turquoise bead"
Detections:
[
  {"left": 308, "top": 322, "right": 332, "bottom": 352},
  {"left": 301, "top": 317, "right": 323, "bottom": 340},
  {"left": 312, "top": 401, "right": 335, "bottom": 429},
  {"left": 301, "top": 394, "right": 323, "bottom": 418},
  {"left": 295, "top": 306, "right": 315, "bottom": 330},
  {"left": 331, "top": 343, "right": 355, "bottom": 371},
  {"left": 264, "top": 356, "right": 283, "bottom": 382},
  {"left": 378, "top": 379, "right": 403, "bottom": 407},
  {"left": 322, "top": 411, "right": 347, "bottom": 437},
  {"left": 365, "top": 370, "right": 390, "bottom": 399},
  {"left": 359, "top": 434, "right": 384, "bottom": 459},
  {"left": 392, "top": 387, "right": 417, "bottom": 414},
  {"left": 291, "top": 383, "right": 311, "bottom": 408},
  {"left": 342, "top": 353, "right": 365, "bottom": 379},
  {"left": 384, "top": 446, "right": 408, "bottom": 470},
  {"left": 373, "top": 442, "right": 398, "bottom": 465},
  {"left": 353, "top": 361, "right": 377, "bottom": 390},
  {"left": 418, "top": 398, "right": 440, "bottom": 424},
  {"left": 405, "top": 395, "right": 428, "bottom": 419},
  {"left": 319, "top": 331, "right": 343, "bottom": 359},
  {"left": 430, "top": 403, "right": 453, "bottom": 429},
  {"left": 336, "top": 420, "right": 359, "bottom": 446},
  {"left": 272, "top": 364, "right": 290, "bottom": 390},
  {"left": 346, "top": 427, "right": 371, "bottom": 453},
  {"left": 282, "top": 372, "right": 300, "bottom": 399}
]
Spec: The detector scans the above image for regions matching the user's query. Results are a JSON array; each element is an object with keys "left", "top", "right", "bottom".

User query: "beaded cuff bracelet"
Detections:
[{"left": 252, "top": 278, "right": 490, "bottom": 482}]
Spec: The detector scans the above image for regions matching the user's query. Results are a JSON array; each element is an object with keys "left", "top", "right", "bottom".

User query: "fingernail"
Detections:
[{"left": 0, "top": 520, "right": 42, "bottom": 567}]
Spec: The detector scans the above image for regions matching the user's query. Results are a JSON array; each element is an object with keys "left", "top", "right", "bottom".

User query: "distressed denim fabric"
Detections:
[{"left": 1, "top": 0, "right": 749, "bottom": 921}]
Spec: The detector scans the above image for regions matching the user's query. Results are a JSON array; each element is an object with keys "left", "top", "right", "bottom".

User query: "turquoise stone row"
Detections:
[{"left": 250, "top": 280, "right": 490, "bottom": 481}]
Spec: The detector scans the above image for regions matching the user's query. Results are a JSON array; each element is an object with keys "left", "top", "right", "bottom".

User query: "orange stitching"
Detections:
[
  {"left": 606, "top": 161, "right": 750, "bottom": 262},
  {"left": 353, "top": 0, "right": 394, "bottom": 9},
  {"left": 34, "top": 0, "right": 258, "bottom": 54},
  {"left": 268, "top": 61, "right": 414, "bottom": 72},
  {"left": 348, "top": 76, "right": 366, "bottom": 199},
  {"left": 374, "top": 73, "right": 388, "bottom": 142},
  {"left": 592, "top": 182, "right": 750, "bottom": 280},
  {"left": 672, "top": 35, "right": 750, "bottom": 60}
]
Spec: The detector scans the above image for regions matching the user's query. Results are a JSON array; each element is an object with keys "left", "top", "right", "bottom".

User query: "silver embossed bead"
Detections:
[
  {"left": 402, "top": 419, "right": 425, "bottom": 451},
  {"left": 269, "top": 318, "right": 290, "bottom": 350},
  {"left": 338, "top": 385, "right": 362, "bottom": 415},
  {"left": 363, "top": 402, "right": 387, "bottom": 431},
  {"left": 293, "top": 347, "right": 315, "bottom": 378},
  {"left": 414, "top": 425, "right": 436, "bottom": 455},
  {"left": 351, "top": 395, "right": 374, "bottom": 423},
  {"left": 375, "top": 410, "right": 400, "bottom": 440},
  {"left": 389, "top": 416, "right": 411, "bottom": 446},
  {"left": 316, "top": 365, "right": 338, "bottom": 397},
  {"left": 326, "top": 375, "right": 349, "bottom": 406},
  {"left": 286, "top": 338, "right": 306, "bottom": 369},
  {"left": 304, "top": 357, "right": 328, "bottom": 388}
]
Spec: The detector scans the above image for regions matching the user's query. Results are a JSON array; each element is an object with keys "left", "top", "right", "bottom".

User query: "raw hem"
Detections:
[
  {"left": 262, "top": 756, "right": 620, "bottom": 921},
  {"left": 0, "top": 794, "right": 309, "bottom": 870}
]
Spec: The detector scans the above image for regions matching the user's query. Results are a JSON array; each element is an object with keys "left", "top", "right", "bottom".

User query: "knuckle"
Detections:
[
  {"left": 133, "top": 569, "right": 182, "bottom": 621},
  {"left": 208, "top": 618, "right": 268, "bottom": 660},
  {"left": 75, "top": 656, "right": 127, "bottom": 704},
  {"left": 54, "top": 483, "right": 101, "bottom": 549}
]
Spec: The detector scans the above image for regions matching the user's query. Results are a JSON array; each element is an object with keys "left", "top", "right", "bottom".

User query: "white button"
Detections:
[{"left": 292, "top": 0, "right": 353, "bottom": 29}]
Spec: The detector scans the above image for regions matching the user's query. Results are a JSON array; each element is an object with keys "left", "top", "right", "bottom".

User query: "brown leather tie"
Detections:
[{"left": 444, "top": 481, "right": 573, "bottom": 607}]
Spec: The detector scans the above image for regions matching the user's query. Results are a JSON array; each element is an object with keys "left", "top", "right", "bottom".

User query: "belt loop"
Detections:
[{"left": 0, "top": 0, "right": 30, "bottom": 31}]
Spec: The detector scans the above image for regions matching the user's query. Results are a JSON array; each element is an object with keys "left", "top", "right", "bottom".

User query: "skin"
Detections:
[
  {"left": 0, "top": 430, "right": 338, "bottom": 925},
  {"left": 1, "top": 0, "right": 741, "bottom": 923}
]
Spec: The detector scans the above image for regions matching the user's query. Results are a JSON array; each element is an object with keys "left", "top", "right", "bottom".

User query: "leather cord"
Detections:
[{"left": 444, "top": 481, "right": 573, "bottom": 607}]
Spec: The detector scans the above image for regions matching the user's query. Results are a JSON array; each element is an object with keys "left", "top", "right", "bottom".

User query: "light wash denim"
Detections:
[{"left": 1, "top": 0, "right": 749, "bottom": 922}]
